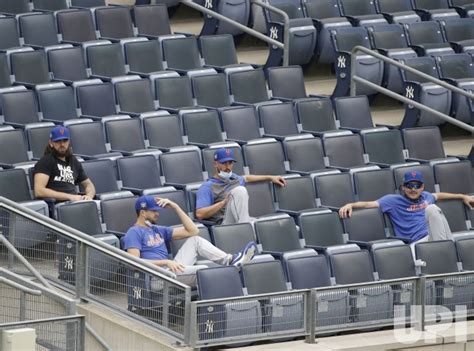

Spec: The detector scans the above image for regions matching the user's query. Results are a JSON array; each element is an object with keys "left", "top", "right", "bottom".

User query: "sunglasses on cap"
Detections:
[{"left": 404, "top": 182, "right": 423, "bottom": 190}]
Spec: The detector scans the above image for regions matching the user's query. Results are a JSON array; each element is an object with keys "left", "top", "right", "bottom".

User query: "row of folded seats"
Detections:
[
  {"left": 194, "top": 238, "right": 474, "bottom": 340},
  {"left": 0, "top": 0, "right": 108, "bottom": 13}
]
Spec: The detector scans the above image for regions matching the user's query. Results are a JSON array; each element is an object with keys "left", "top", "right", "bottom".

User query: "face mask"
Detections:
[
  {"left": 218, "top": 170, "right": 232, "bottom": 180},
  {"left": 144, "top": 219, "right": 153, "bottom": 227}
]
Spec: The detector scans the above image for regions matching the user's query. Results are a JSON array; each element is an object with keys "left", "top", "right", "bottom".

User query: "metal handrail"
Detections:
[
  {"left": 179, "top": 0, "right": 290, "bottom": 66},
  {"left": 350, "top": 45, "right": 474, "bottom": 134}
]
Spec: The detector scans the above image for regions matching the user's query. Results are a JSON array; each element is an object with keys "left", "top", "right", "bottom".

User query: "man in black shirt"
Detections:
[{"left": 33, "top": 126, "right": 95, "bottom": 201}]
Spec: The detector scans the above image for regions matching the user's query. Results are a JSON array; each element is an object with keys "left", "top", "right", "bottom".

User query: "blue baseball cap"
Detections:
[
  {"left": 403, "top": 170, "right": 424, "bottom": 185},
  {"left": 50, "top": 126, "right": 70, "bottom": 142},
  {"left": 214, "top": 148, "right": 236, "bottom": 163},
  {"left": 135, "top": 196, "right": 163, "bottom": 212}
]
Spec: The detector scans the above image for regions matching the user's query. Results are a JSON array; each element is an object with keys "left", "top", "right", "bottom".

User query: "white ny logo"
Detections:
[
  {"left": 133, "top": 287, "right": 142, "bottom": 300},
  {"left": 337, "top": 55, "right": 346, "bottom": 68},
  {"left": 405, "top": 86, "right": 414, "bottom": 99},
  {"left": 269, "top": 26, "right": 278, "bottom": 40},
  {"left": 205, "top": 0, "right": 213, "bottom": 8},
  {"left": 205, "top": 319, "right": 214, "bottom": 333},
  {"left": 64, "top": 257, "right": 74, "bottom": 270}
]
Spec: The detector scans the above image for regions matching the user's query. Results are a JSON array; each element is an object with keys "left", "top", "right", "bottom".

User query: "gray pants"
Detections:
[
  {"left": 222, "top": 186, "right": 253, "bottom": 225},
  {"left": 169, "top": 236, "right": 229, "bottom": 287},
  {"left": 409, "top": 204, "right": 453, "bottom": 260}
]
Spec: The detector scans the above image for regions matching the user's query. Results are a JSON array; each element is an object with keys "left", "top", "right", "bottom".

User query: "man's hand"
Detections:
[
  {"left": 156, "top": 197, "right": 178, "bottom": 209},
  {"left": 271, "top": 176, "right": 287, "bottom": 187},
  {"left": 70, "top": 194, "right": 93, "bottom": 201},
  {"left": 339, "top": 204, "right": 353, "bottom": 218},
  {"left": 462, "top": 195, "right": 474, "bottom": 210},
  {"left": 166, "top": 259, "right": 185, "bottom": 273}
]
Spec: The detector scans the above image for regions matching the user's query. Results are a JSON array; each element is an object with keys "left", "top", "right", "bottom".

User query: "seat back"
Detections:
[
  {"left": 155, "top": 76, "right": 194, "bottom": 109},
  {"left": 87, "top": 43, "right": 126, "bottom": 79},
  {"left": 255, "top": 215, "right": 302, "bottom": 253},
  {"left": 162, "top": 37, "right": 202, "bottom": 71},
  {"left": 258, "top": 102, "right": 299, "bottom": 137},
  {"left": 134, "top": 4, "right": 172, "bottom": 37},
  {"left": 26, "top": 125, "right": 52, "bottom": 160},
  {"left": 304, "top": 0, "right": 341, "bottom": 19},
  {"left": 370, "top": 24, "right": 409, "bottom": 50},
  {"left": 243, "top": 139, "right": 286, "bottom": 175},
  {"left": 197, "top": 266, "right": 244, "bottom": 298},
  {"left": 376, "top": 0, "right": 414, "bottom": 13},
  {"left": 37, "top": 85, "right": 78, "bottom": 122},
  {"left": 299, "top": 210, "right": 346, "bottom": 247},
  {"left": 334, "top": 95, "right": 374, "bottom": 130},
  {"left": 283, "top": 137, "right": 326, "bottom": 173},
  {"left": 152, "top": 188, "right": 189, "bottom": 226},
  {"left": 57, "top": 9, "right": 98, "bottom": 43},
  {"left": 69, "top": 122, "right": 108, "bottom": 157},
  {"left": 1, "top": 90, "right": 39, "bottom": 125},
  {"left": 211, "top": 223, "right": 255, "bottom": 254},
  {"left": 0, "top": 168, "right": 32, "bottom": 201},
  {"left": 229, "top": 69, "right": 269, "bottom": 104},
  {"left": 412, "top": 0, "right": 450, "bottom": 10},
  {"left": 81, "top": 159, "right": 120, "bottom": 194},
  {"left": 183, "top": 110, "right": 224, "bottom": 146},
  {"left": 405, "top": 21, "right": 445, "bottom": 46},
  {"left": 19, "top": 13, "right": 59, "bottom": 47},
  {"left": 192, "top": 73, "right": 231, "bottom": 108},
  {"left": 330, "top": 250, "right": 374, "bottom": 284},
  {"left": 56, "top": 201, "right": 103, "bottom": 236},
  {"left": 246, "top": 181, "right": 275, "bottom": 217},
  {"left": 287, "top": 255, "right": 332, "bottom": 289},
  {"left": 105, "top": 118, "right": 146, "bottom": 152},
  {"left": 71, "top": 0, "right": 105, "bottom": 6},
  {"left": 274, "top": 176, "right": 316, "bottom": 212},
  {"left": 434, "top": 160, "right": 474, "bottom": 194},
  {"left": 339, "top": 0, "right": 378, "bottom": 16},
  {"left": 323, "top": 134, "right": 366, "bottom": 168},
  {"left": 455, "top": 238, "right": 474, "bottom": 271},
  {"left": 0, "top": 17, "right": 20, "bottom": 50},
  {"left": 101, "top": 195, "right": 137, "bottom": 236},
  {"left": 143, "top": 114, "right": 184, "bottom": 150},
  {"left": 199, "top": 34, "right": 239, "bottom": 67},
  {"left": 314, "top": 172, "right": 355, "bottom": 208},
  {"left": 220, "top": 106, "right": 261, "bottom": 143},
  {"left": 332, "top": 26, "right": 371, "bottom": 52},
  {"left": 267, "top": 66, "right": 307, "bottom": 100},
  {"left": 0, "top": 0, "right": 30, "bottom": 14},
  {"left": 48, "top": 46, "right": 88, "bottom": 82},
  {"left": 266, "top": 0, "right": 304, "bottom": 21},
  {"left": 160, "top": 150, "right": 204, "bottom": 185},
  {"left": 372, "top": 244, "right": 416, "bottom": 279},
  {"left": 117, "top": 155, "right": 162, "bottom": 190},
  {"left": 124, "top": 40, "right": 165, "bottom": 74},
  {"left": 95, "top": 6, "right": 135, "bottom": 40},
  {"left": 242, "top": 261, "right": 288, "bottom": 294},
  {"left": 353, "top": 169, "right": 395, "bottom": 201},
  {"left": 416, "top": 240, "right": 459, "bottom": 274},
  {"left": 402, "top": 56, "right": 439, "bottom": 83},
  {"left": 436, "top": 53, "right": 474, "bottom": 80},
  {"left": 11, "top": 50, "right": 50, "bottom": 85},
  {"left": 0, "top": 54, "right": 9, "bottom": 88},
  {"left": 77, "top": 82, "right": 117, "bottom": 118},
  {"left": 296, "top": 97, "right": 337, "bottom": 134},
  {"left": 32, "top": 0, "right": 68, "bottom": 11},
  {"left": 201, "top": 145, "right": 245, "bottom": 176},
  {"left": 402, "top": 127, "right": 446, "bottom": 160},
  {"left": 115, "top": 78, "right": 155, "bottom": 114},
  {"left": 436, "top": 199, "right": 470, "bottom": 233},
  {"left": 361, "top": 129, "right": 405, "bottom": 165},
  {"left": 343, "top": 207, "right": 387, "bottom": 243},
  {"left": 442, "top": 18, "right": 474, "bottom": 43},
  {"left": 393, "top": 164, "right": 436, "bottom": 193},
  {"left": 0, "top": 130, "right": 29, "bottom": 165}
]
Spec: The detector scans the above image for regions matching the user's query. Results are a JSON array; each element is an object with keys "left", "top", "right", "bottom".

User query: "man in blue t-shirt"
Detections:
[
  {"left": 195, "top": 148, "right": 287, "bottom": 224},
  {"left": 339, "top": 170, "right": 474, "bottom": 256},
  {"left": 123, "top": 195, "right": 257, "bottom": 286}
]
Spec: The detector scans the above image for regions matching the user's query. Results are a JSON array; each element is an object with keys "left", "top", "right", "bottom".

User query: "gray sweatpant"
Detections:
[{"left": 222, "top": 186, "right": 253, "bottom": 225}]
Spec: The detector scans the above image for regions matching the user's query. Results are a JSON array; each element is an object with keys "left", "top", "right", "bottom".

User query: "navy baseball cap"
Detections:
[
  {"left": 50, "top": 126, "right": 70, "bottom": 142},
  {"left": 403, "top": 170, "right": 424, "bottom": 185},
  {"left": 135, "top": 196, "right": 163, "bottom": 212},
  {"left": 214, "top": 148, "right": 236, "bottom": 163}
]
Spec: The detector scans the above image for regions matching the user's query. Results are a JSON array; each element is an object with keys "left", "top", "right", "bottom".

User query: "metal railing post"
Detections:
[
  {"left": 75, "top": 242, "right": 87, "bottom": 299},
  {"left": 306, "top": 289, "right": 316, "bottom": 344},
  {"left": 414, "top": 276, "right": 425, "bottom": 332}
]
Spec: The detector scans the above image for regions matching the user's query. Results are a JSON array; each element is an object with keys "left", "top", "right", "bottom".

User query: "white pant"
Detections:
[
  {"left": 222, "top": 186, "right": 253, "bottom": 225},
  {"left": 409, "top": 204, "right": 453, "bottom": 260},
  {"left": 172, "top": 236, "right": 230, "bottom": 286}
]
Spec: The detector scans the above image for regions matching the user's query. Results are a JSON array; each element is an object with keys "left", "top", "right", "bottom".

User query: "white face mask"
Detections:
[{"left": 218, "top": 170, "right": 232, "bottom": 180}]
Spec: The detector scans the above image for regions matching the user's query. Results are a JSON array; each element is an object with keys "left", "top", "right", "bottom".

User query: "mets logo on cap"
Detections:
[
  {"left": 411, "top": 171, "right": 417, "bottom": 177},
  {"left": 140, "top": 201, "right": 147, "bottom": 209}
]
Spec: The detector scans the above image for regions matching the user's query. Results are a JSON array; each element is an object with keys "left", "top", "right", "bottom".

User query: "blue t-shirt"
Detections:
[
  {"left": 122, "top": 225, "right": 173, "bottom": 260},
  {"left": 377, "top": 192, "right": 436, "bottom": 243},
  {"left": 195, "top": 174, "right": 246, "bottom": 223}
]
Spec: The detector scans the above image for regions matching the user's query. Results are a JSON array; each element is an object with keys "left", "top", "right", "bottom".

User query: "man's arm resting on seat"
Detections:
[
  {"left": 244, "top": 174, "right": 287, "bottom": 186},
  {"left": 434, "top": 192, "right": 474, "bottom": 209},
  {"left": 339, "top": 201, "right": 380, "bottom": 218},
  {"left": 127, "top": 248, "right": 185, "bottom": 273},
  {"left": 195, "top": 199, "right": 227, "bottom": 220},
  {"left": 80, "top": 178, "right": 96, "bottom": 200},
  {"left": 34, "top": 173, "right": 83, "bottom": 201}
]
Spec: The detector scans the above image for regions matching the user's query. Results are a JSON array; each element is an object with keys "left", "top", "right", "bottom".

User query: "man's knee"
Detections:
[
  {"left": 230, "top": 186, "right": 248, "bottom": 199},
  {"left": 425, "top": 204, "right": 442, "bottom": 219}
]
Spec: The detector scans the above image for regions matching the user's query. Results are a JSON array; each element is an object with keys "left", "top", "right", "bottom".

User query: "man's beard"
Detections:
[{"left": 52, "top": 146, "right": 69, "bottom": 158}]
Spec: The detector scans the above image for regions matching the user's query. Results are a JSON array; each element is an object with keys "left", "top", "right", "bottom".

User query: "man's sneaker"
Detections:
[{"left": 231, "top": 241, "right": 257, "bottom": 267}]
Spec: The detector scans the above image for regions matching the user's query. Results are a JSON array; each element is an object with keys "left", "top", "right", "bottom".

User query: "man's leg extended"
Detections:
[
  {"left": 222, "top": 186, "right": 251, "bottom": 225},
  {"left": 425, "top": 204, "right": 453, "bottom": 241},
  {"left": 174, "top": 236, "right": 230, "bottom": 266}
]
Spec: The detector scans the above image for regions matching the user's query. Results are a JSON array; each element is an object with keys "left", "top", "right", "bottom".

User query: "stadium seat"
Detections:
[
  {"left": 1, "top": 90, "right": 42, "bottom": 127},
  {"left": 333, "top": 95, "right": 378, "bottom": 132},
  {"left": 95, "top": 6, "right": 136, "bottom": 41},
  {"left": 148, "top": 187, "right": 190, "bottom": 226},
  {"left": 48, "top": 47, "right": 90, "bottom": 84},
  {"left": 160, "top": 149, "right": 205, "bottom": 188},
  {"left": 77, "top": 82, "right": 119, "bottom": 119},
  {"left": 228, "top": 68, "right": 276, "bottom": 105},
  {"left": 104, "top": 117, "right": 157, "bottom": 155},
  {"left": 123, "top": 40, "right": 167, "bottom": 78},
  {"left": 322, "top": 132, "right": 370, "bottom": 170},
  {"left": 57, "top": 9, "right": 105, "bottom": 44},
  {"left": 258, "top": 102, "right": 301, "bottom": 140},
  {"left": 86, "top": 43, "right": 129, "bottom": 81},
  {"left": 274, "top": 176, "right": 318, "bottom": 216},
  {"left": 211, "top": 222, "right": 256, "bottom": 254},
  {"left": 433, "top": 160, "right": 474, "bottom": 194},
  {"left": 267, "top": 65, "right": 308, "bottom": 101},
  {"left": 436, "top": 199, "right": 473, "bottom": 237},
  {"left": 143, "top": 114, "right": 185, "bottom": 151},
  {"left": 154, "top": 74, "right": 198, "bottom": 112},
  {"left": 375, "top": 0, "right": 421, "bottom": 24},
  {"left": 282, "top": 135, "right": 326, "bottom": 175},
  {"left": 117, "top": 155, "right": 163, "bottom": 195},
  {"left": 353, "top": 168, "right": 396, "bottom": 201},
  {"left": 0, "top": 54, "right": 10, "bottom": 88},
  {"left": 392, "top": 163, "right": 436, "bottom": 192},
  {"left": 25, "top": 123, "right": 55, "bottom": 160},
  {"left": 411, "top": 0, "right": 459, "bottom": 21},
  {"left": 338, "top": 0, "right": 388, "bottom": 26},
  {"left": 133, "top": 4, "right": 173, "bottom": 38},
  {"left": 455, "top": 238, "right": 474, "bottom": 271},
  {"left": 296, "top": 97, "right": 339, "bottom": 136},
  {"left": 0, "top": 0, "right": 30, "bottom": 15},
  {"left": 449, "top": 0, "right": 474, "bottom": 18},
  {"left": 201, "top": 143, "right": 245, "bottom": 176},
  {"left": 36, "top": 85, "right": 83, "bottom": 124},
  {"left": 182, "top": 110, "right": 225, "bottom": 148},
  {"left": 199, "top": 34, "right": 253, "bottom": 72},
  {"left": 313, "top": 171, "right": 355, "bottom": 209},
  {"left": 81, "top": 158, "right": 128, "bottom": 199},
  {"left": 19, "top": 12, "right": 71, "bottom": 50},
  {"left": 404, "top": 21, "right": 455, "bottom": 56},
  {"left": 101, "top": 194, "right": 137, "bottom": 237},
  {"left": 10, "top": 49, "right": 53, "bottom": 87},
  {"left": 242, "top": 138, "right": 287, "bottom": 175},
  {"left": 69, "top": 121, "right": 122, "bottom": 160},
  {"left": 0, "top": 17, "right": 22, "bottom": 51},
  {"left": 114, "top": 78, "right": 157, "bottom": 117},
  {"left": 71, "top": 0, "right": 105, "bottom": 7},
  {"left": 32, "top": 0, "right": 68, "bottom": 11},
  {"left": 401, "top": 126, "right": 452, "bottom": 162},
  {"left": 246, "top": 181, "right": 277, "bottom": 218},
  {"left": 219, "top": 105, "right": 261, "bottom": 144},
  {"left": 191, "top": 73, "right": 231, "bottom": 108},
  {"left": 440, "top": 18, "right": 474, "bottom": 54},
  {"left": 199, "top": 0, "right": 250, "bottom": 36}
]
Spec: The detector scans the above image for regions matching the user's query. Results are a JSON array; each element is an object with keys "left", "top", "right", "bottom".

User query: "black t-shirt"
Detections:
[{"left": 33, "top": 154, "right": 88, "bottom": 195}]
